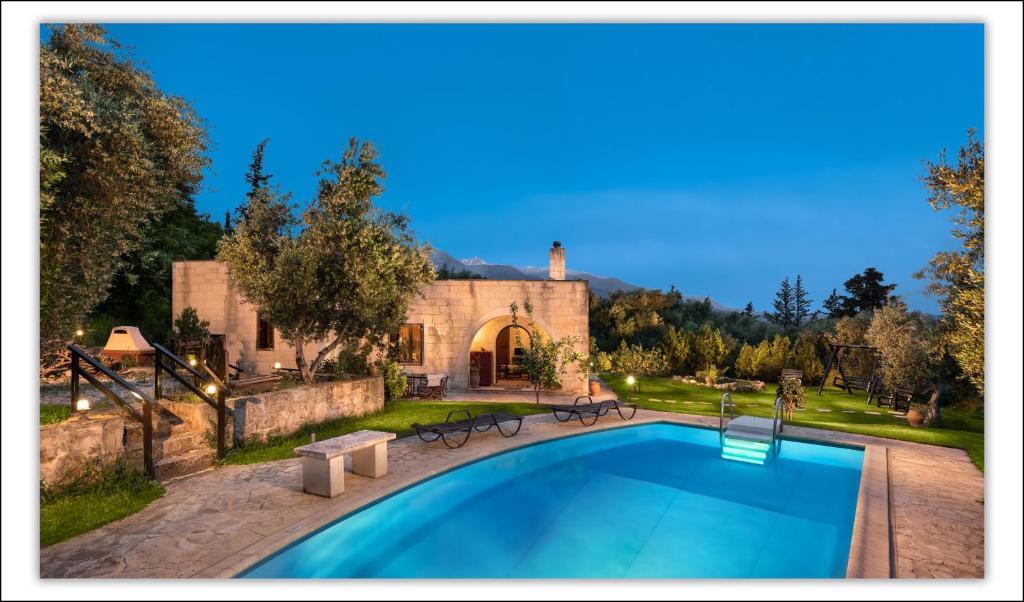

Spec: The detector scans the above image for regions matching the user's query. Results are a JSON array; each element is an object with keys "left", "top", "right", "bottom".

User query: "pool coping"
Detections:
[
  {"left": 845, "top": 444, "right": 892, "bottom": 578},
  {"left": 196, "top": 412, "right": 891, "bottom": 579}
]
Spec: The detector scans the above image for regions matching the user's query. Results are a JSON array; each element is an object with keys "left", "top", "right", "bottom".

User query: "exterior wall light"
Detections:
[{"left": 75, "top": 398, "right": 90, "bottom": 411}]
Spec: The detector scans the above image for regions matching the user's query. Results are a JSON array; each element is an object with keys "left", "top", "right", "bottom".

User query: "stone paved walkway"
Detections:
[{"left": 39, "top": 410, "right": 984, "bottom": 579}]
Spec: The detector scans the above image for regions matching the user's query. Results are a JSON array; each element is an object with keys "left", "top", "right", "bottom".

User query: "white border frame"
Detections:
[{"left": 3, "top": 2, "right": 1021, "bottom": 601}]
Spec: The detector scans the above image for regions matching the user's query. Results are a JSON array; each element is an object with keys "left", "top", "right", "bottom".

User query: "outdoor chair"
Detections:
[
  {"left": 403, "top": 373, "right": 427, "bottom": 398},
  {"left": 411, "top": 410, "right": 524, "bottom": 448},
  {"left": 550, "top": 395, "right": 637, "bottom": 427},
  {"left": 877, "top": 385, "right": 915, "bottom": 412},
  {"left": 423, "top": 373, "right": 448, "bottom": 399}
]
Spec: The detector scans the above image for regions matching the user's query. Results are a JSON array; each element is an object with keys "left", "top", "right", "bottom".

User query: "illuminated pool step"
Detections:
[
  {"left": 721, "top": 415, "right": 775, "bottom": 464},
  {"left": 721, "top": 437, "right": 770, "bottom": 464}
]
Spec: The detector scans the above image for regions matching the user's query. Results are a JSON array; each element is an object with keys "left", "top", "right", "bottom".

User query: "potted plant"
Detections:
[
  {"left": 469, "top": 358, "right": 480, "bottom": 388},
  {"left": 906, "top": 402, "right": 927, "bottom": 427}
]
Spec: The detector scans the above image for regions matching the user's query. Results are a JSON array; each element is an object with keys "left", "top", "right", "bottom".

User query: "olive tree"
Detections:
[
  {"left": 218, "top": 138, "right": 434, "bottom": 382},
  {"left": 40, "top": 24, "right": 208, "bottom": 356}
]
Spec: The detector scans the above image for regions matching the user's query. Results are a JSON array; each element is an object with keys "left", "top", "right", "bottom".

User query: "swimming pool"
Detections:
[{"left": 241, "top": 422, "right": 864, "bottom": 579}]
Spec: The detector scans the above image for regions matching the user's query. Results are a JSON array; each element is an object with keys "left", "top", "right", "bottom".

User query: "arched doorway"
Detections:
[
  {"left": 467, "top": 315, "right": 548, "bottom": 389},
  {"left": 494, "top": 325, "right": 531, "bottom": 385}
]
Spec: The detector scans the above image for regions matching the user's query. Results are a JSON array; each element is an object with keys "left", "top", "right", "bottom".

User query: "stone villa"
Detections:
[{"left": 171, "top": 243, "right": 589, "bottom": 394}]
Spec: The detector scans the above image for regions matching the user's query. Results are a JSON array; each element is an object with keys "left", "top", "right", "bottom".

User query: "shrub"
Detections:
[
  {"left": 593, "top": 351, "right": 613, "bottom": 373},
  {"left": 374, "top": 356, "right": 407, "bottom": 402},
  {"left": 659, "top": 324, "right": 693, "bottom": 375},
  {"left": 791, "top": 333, "right": 825, "bottom": 384},
  {"left": 173, "top": 306, "right": 210, "bottom": 338},
  {"left": 776, "top": 376, "right": 805, "bottom": 418}
]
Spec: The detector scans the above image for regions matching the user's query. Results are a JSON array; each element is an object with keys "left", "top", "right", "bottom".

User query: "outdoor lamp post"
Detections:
[{"left": 626, "top": 374, "right": 638, "bottom": 397}]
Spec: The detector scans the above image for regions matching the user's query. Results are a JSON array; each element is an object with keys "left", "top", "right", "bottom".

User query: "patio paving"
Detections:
[{"left": 39, "top": 409, "right": 984, "bottom": 579}]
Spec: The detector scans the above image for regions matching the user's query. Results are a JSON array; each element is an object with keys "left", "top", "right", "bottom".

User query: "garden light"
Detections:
[
  {"left": 189, "top": 358, "right": 197, "bottom": 367},
  {"left": 626, "top": 375, "right": 635, "bottom": 387},
  {"left": 75, "top": 398, "right": 90, "bottom": 411},
  {"left": 75, "top": 329, "right": 84, "bottom": 337},
  {"left": 205, "top": 384, "right": 217, "bottom": 396},
  {"left": 273, "top": 361, "right": 282, "bottom": 370}
]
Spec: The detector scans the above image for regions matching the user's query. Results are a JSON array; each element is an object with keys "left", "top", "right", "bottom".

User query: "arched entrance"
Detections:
[
  {"left": 466, "top": 315, "right": 548, "bottom": 389},
  {"left": 494, "top": 325, "right": 531, "bottom": 385}
]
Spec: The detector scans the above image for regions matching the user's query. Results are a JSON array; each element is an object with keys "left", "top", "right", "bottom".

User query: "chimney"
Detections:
[{"left": 549, "top": 241, "right": 565, "bottom": 280}]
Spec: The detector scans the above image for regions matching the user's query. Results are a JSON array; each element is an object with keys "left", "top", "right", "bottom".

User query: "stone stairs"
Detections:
[{"left": 124, "top": 401, "right": 218, "bottom": 482}]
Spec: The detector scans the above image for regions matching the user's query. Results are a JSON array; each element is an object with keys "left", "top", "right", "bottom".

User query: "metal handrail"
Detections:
[
  {"left": 719, "top": 392, "right": 735, "bottom": 443},
  {"left": 68, "top": 345, "right": 156, "bottom": 478},
  {"left": 771, "top": 396, "right": 784, "bottom": 456}
]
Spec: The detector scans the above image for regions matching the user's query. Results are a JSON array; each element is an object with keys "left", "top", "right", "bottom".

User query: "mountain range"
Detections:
[{"left": 429, "top": 249, "right": 737, "bottom": 311}]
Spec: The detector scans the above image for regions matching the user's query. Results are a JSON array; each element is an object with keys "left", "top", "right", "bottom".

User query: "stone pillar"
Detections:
[{"left": 549, "top": 241, "right": 565, "bottom": 280}]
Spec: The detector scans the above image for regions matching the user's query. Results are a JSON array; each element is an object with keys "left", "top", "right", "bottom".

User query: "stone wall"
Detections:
[
  {"left": 171, "top": 260, "right": 333, "bottom": 375},
  {"left": 40, "top": 412, "right": 126, "bottom": 487},
  {"left": 230, "top": 376, "right": 384, "bottom": 443}
]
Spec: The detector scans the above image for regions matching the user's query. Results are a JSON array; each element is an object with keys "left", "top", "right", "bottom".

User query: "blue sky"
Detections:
[{"left": 89, "top": 23, "right": 982, "bottom": 312}]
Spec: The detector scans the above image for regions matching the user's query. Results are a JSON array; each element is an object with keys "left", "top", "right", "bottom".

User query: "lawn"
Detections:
[
  {"left": 223, "top": 399, "right": 550, "bottom": 465},
  {"left": 40, "top": 458, "right": 165, "bottom": 547},
  {"left": 602, "top": 373, "right": 984, "bottom": 471}
]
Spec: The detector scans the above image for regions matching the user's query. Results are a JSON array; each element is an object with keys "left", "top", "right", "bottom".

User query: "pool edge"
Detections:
[
  {"left": 199, "top": 413, "right": 883, "bottom": 579},
  {"left": 845, "top": 444, "right": 892, "bottom": 579}
]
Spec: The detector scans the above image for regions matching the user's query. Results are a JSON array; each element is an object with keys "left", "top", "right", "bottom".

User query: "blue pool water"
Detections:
[{"left": 242, "top": 423, "right": 864, "bottom": 579}]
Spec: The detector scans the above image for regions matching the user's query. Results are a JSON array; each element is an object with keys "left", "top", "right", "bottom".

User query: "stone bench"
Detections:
[{"left": 294, "top": 430, "right": 396, "bottom": 498}]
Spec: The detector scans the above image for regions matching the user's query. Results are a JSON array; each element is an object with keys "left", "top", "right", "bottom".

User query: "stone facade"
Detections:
[
  {"left": 40, "top": 412, "right": 126, "bottom": 486},
  {"left": 171, "top": 261, "right": 327, "bottom": 375},
  {"left": 404, "top": 279, "right": 589, "bottom": 392},
  {"left": 231, "top": 376, "right": 384, "bottom": 443},
  {"left": 172, "top": 254, "right": 590, "bottom": 395}
]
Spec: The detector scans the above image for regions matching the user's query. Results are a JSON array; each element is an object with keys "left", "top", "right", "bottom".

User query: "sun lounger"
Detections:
[
  {"left": 411, "top": 410, "right": 523, "bottom": 448},
  {"left": 550, "top": 395, "right": 637, "bottom": 426}
]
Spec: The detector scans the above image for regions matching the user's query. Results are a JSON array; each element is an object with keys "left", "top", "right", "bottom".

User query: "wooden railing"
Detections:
[
  {"left": 68, "top": 344, "right": 157, "bottom": 478},
  {"left": 152, "top": 342, "right": 233, "bottom": 460}
]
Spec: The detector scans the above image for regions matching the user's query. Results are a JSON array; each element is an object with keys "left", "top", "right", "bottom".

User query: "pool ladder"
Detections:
[{"left": 719, "top": 393, "right": 783, "bottom": 465}]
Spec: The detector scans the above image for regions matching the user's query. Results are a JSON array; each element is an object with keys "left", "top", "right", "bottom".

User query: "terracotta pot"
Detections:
[
  {"left": 906, "top": 408, "right": 925, "bottom": 427},
  {"left": 588, "top": 380, "right": 601, "bottom": 396}
]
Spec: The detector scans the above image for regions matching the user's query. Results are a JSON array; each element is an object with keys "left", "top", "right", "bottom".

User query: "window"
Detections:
[
  {"left": 256, "top": 314, "right": 274, "bottom": 350},
  {"left": 396, "top": 324, "right": 423, "bottom": 365}
]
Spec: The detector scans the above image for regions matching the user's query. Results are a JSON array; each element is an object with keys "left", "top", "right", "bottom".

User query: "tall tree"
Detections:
[
  {"left": 218, "top": 138, "right": 435, "bottom": 382},
  {"left": 793, "top": 275, "right": 812, "bottom": 327},
  {"left": 742, "top": 301, "right": 755, "bottom": 317},
  {"left": 914, "top": 129, "right": 984, "bottom": 395},
  {"left": 842, "top": 268, "right": 896, "bottom": 313},
  {"left": 39, "top": 24, "right": 208, "bottom": 356},
  {"left": 823, "top": 288, "right": 846, "bottom": 318},
  {"left": 764, "top": 277, "right": 795, "bottom": 328}
]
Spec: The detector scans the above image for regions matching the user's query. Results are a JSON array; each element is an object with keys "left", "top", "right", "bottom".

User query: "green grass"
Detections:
[
  {"left": 40, "top": 458, "right": 165, "bottom": 547},
  {"left": 40, "top": 404, "right": 71, "bottom": 425},
  {"left": 603, "top": 373, "right": 985, "bottom": 472},
  {"left": 223, "top": 400, "right": 551, "bottom": 465}
]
